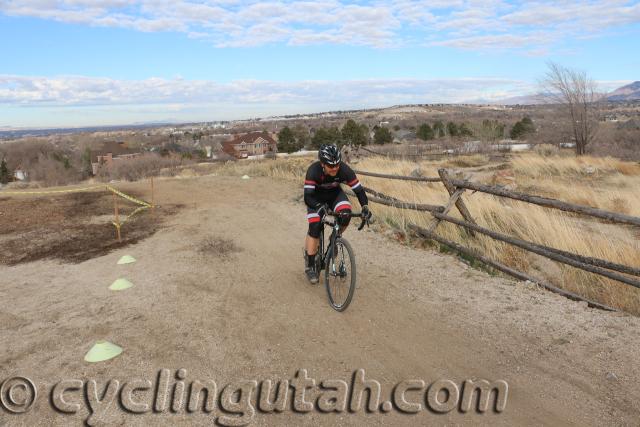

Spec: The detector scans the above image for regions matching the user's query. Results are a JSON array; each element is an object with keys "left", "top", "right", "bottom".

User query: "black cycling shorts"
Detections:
[{"left": 306, "top": 190, "right": 352, "bottom": 238}]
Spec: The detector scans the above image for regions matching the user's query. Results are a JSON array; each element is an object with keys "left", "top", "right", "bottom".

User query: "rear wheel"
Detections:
[{"left": 324, "top": 237, "right": 356, "bottom": 311}]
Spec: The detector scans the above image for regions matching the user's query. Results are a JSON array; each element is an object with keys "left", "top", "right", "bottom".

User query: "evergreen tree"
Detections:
[
  {"left": 373, "top": 127, "right": 393, "bottom": 145},
  {"left": 417, "top": 123, "right": 434, "bottom": 140},
  {"left": 446, "top": 122, "right": 459, "bottom": 137},
  {"left": 341, "top": 119, "right": 367, "bottom": 146},
  {"left": 0, "top": 158, "right": 9, "bottom": 184},
  {"left": 277, "top": 126, "right": 302, "bottom": 153},
  {"left": 510, "top": 116, "right": 536, "bottom": 139},
  {"left": 81, "top": 147, "right": 94, "bottom": 177},
  {"left": 311, "top": 126, "right": 343, "bottom": 149}
]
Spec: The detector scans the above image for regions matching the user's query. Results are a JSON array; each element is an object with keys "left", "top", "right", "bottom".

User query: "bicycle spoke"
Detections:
[{"left": 325, "top": 238, "right": 356, "bottom": 311}]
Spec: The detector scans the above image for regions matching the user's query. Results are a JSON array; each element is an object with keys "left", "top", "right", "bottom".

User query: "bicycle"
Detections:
[{"left": 308, "top": 206, "right": 371, "bottom": 311}]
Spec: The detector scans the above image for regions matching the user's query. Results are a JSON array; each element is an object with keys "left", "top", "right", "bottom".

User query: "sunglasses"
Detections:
[{"left": 323, "top": 163, "right": 340, "bottom": 169}]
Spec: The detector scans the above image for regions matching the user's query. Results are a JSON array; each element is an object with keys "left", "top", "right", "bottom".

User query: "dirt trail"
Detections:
[{"left": 1, "top": 174, "right": 639, "bottom": 426}]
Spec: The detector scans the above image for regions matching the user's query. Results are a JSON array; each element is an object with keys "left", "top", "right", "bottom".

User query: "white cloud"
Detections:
[
  {"left": 0, "top": 74, "right": 534, "bottom": 108},
  {"left": 4, "top": 74, "right": 633, "bottom": 126},
  {"left": 433, "top": 32, "right": 558, "bottom": 50},
  {"left": 0, "top": 0, "right": 638, "bottom": 50}
]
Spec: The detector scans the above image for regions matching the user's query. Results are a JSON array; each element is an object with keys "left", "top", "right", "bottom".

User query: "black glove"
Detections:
[
  {"left": 361, "top": 205, "right": 372, "bottom": 220},
  {"left": 316, "top": 204, "right": 328, "bottom": 218}
]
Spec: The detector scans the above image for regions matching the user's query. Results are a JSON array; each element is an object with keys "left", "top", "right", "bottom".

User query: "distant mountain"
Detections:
[
  {"left": 606, "top": 81, "right": 640, "bottom": 101},
  {"left": 466, "top": 94, "right": 548, "bottom": 105},
  {"left": 490, "top": 94, "right": 547, "bottom": 105}
]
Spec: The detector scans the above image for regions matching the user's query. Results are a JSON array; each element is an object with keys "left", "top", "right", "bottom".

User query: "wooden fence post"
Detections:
[
  {"left": 113, "top": 193, "right": 121, "bottom": 243},
  {"left": 150, "top": 176, "right": 155, "bottom": 217},
  {"left": 428, "top": 187, "right": 465, "bottom": 233},
  {"left": 438, "top": 168, "right": 477, "bottom": 236}
]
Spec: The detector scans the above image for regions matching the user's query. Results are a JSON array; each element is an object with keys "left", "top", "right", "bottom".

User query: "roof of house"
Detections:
[
  {"left": 91, "top": 141, "right": 134, "bottom": 162},
  {"left": 222, "top": 131, "right": 277, "bottom": 156},
  {"left": 226, "top": 131, "right": 277, "bottom": 146}
]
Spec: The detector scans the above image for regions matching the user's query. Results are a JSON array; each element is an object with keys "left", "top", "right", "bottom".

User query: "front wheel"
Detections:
[{"left": 324, "top": 237, "right": 356, "bottom": 311}]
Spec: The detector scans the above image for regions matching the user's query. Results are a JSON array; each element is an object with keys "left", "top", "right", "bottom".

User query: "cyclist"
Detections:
[{"left": 303, "top": 144, "right": 372, "bottom": 283}]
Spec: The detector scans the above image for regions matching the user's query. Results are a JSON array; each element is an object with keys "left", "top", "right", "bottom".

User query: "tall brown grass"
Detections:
[
  {"left": 96, "top": 153, "right": 190, "bottom": 181},
  {"left": 213, "top": 153, "right": 640, "bottom": 314}
]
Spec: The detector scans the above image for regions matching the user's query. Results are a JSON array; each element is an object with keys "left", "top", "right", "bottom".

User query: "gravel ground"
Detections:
[{"left": 1, "top": 175, "right": 639, "bottom": 426}]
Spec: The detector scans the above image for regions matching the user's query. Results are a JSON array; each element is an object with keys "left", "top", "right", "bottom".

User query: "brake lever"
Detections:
[{"left": 357, "top": 216, "right": 366, "bottom": 231}]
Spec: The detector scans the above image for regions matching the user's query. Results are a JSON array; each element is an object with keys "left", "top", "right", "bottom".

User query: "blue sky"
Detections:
[{"left": 1, "top": 0, "right": 639, "bottom": 127}]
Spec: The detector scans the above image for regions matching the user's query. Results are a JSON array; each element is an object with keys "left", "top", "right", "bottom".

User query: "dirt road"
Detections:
[{"left": 1, "top": 174, "right": 639, "bottom": 426}]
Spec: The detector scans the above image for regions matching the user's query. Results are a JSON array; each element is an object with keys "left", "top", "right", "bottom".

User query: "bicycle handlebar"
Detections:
[{"left": 323, "top": 208, "right": 371, "bottom": 231}]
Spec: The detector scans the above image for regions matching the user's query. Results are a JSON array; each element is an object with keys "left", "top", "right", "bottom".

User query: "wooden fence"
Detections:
[{"left": 350, "top": 168, "right": 640, "bottom": 311}]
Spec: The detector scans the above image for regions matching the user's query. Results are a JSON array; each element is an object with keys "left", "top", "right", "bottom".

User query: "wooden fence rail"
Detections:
[
  {"left": 351, "top": 166, "right": 640, "bottom": 310},
  {"left": 408, "top": 224, "right": 617, "bottom": 311},
  {"left": 353, "top": 169, "right": 441, "bottom": 182},
  {"left": 361, "top": 186, "right": 444, "bottom": 213},
  {"left": 358, "top": 145, "right": 451, "bottom": 159},
  {"left": 430, "top": 211, "right": 640, "bottom": 289},
  {"left": 346, "top": 188, "right": 443, "bottom": 212},
  {"left": 448, "top": 179, "right": 640, "bottom": 227}
]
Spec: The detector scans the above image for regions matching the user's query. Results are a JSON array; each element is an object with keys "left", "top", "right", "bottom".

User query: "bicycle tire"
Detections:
[{"left": 324, "top": 237, "right": 356, "bottom": 311}]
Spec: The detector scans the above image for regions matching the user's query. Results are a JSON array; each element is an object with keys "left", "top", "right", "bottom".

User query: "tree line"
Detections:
[
  {"left": 276, "top": 119, "right": 396, "bottom": 153},
  {"left": 277, "top": 117, "right": 538, "bottom": 153}
]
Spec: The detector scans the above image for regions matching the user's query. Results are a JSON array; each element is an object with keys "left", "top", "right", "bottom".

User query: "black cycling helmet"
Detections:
[{"left": 318, "top": 144, "right": 341, "bottom": 165}]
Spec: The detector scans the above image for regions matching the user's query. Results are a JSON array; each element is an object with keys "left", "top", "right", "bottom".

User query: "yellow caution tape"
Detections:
[
  {"left": 0, "top": 185, "right": 105, "bottom": 195},
  {"left": 106, "top": 185, "right": 152, "bottom": 207},
  {"left": 2, "top": 184, "right": 151, "bottom": 208},
  {"left": 3, "top": 183, "right": 154, "bottom": 235},
  {"left": 112, "top": 205, "right": 150, "bottom": 232}
]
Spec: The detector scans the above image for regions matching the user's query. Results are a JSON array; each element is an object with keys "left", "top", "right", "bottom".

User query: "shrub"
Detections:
[
  {"left": 97, "top": 153, "right": 189, "bottom": 181},
  {"left": 533, "top": 144, "right": 560, "bottom": 157}
]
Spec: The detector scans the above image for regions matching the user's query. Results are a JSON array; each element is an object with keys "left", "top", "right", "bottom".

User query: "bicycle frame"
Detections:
[{"left": 317, "top": 210, "right": 366, "bottom": 273}]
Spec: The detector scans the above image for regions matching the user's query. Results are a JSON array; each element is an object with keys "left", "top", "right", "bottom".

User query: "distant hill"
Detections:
[
  {"left": 0, "top": 123, "right": 180, "bottom": 140},
  {"left": 490, "top": 94, "right": 547, "bottom": 105},
  {"left": 470, "top": 82, "right": 640, "bottom": 106},
  {"left": 466, "top": 94, "right": 548, "bottom": 105},
  {"left": 607, "top": 81, "right": 640, "bottom": 101}
]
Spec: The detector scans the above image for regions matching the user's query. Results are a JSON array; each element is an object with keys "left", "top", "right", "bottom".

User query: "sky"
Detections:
[{"left": 1, "top": 0, "right": 639, "bottom": 128}]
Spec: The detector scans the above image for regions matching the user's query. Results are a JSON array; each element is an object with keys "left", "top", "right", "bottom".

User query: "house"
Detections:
[
  {"left": 222, "top": 131, "right": 278, "bottom": 159},
  {"left": 13, "top": 167, "right": 28, "bottom": 181},
  {"left": 91, "top": 141, "right": 141, "bottom": 175}
]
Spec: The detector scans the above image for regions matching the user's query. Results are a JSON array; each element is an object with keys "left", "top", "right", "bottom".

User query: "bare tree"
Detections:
[{"left": 541, "top": 62, "right": 600, "bottom": 155}]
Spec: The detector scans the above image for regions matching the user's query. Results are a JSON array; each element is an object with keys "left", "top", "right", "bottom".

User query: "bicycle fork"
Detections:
[{"left": 326, "top": 226, "right": 348, "bottom": 279}]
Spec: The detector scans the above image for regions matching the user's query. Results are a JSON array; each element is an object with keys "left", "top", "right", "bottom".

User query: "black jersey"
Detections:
[{"left": 303, "top": 161, "right": 368, "bottom": 209}]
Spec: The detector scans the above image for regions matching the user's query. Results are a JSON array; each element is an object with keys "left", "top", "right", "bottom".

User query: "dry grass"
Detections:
[
  {"left": 97, "top": 153, "right": 191, "bottom": 182},
  {"left": 198, "top": 236, "right": 242, "bottom": 258},
  {"left": 212, "top": 152, "right": 640, "bottom": 314}
]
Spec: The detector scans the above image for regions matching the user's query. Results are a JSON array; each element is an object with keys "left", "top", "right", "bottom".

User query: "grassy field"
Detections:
[{"left": 214, "top": 151, "right": 640, "bottom": 314}]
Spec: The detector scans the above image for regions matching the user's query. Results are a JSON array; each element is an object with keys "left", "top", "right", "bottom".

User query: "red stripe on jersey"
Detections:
[
  {"left": 304, "top": 180, "right": 316, "bottom": 184},
  {"left": 335, "top": 203, "right": 352, "bottom": 212},
  {"left": 308, "top": 217, "right": 321, "bottom": 223},
  {"left": 347, "top": 178, "right": 359, "bottom": 186}
]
